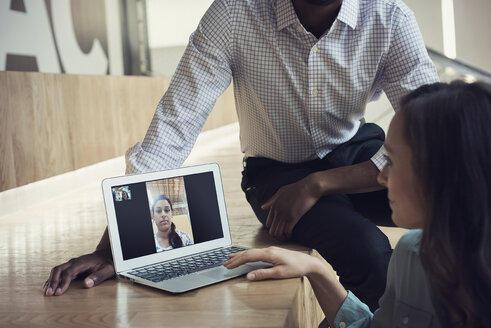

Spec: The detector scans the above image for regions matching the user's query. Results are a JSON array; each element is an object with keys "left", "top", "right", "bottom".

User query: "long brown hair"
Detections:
[{"left": 399, "top": 81, "right": 491, "bottom": 327}]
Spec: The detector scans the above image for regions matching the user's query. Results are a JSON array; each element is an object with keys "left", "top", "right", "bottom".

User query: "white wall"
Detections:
[
  {"left": 404, "top": 0, "right": 491, "bottom": 73},
  {"left": 403, "top": 0, "right": 444, "bottom": 53},
  {"left": 453, "top": 0, "right": 491, "bottom": 73},
  {"left": 146, "top": 0, "right": 214, "bottom": 48}
]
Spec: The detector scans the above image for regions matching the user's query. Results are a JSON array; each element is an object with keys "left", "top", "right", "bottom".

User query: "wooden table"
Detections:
[{"left": 0, "top": 124, "right": 326, "bottom": 328}]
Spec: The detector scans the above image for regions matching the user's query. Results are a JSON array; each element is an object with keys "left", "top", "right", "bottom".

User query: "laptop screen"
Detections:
[{"left": 111, "top": 171, "right": 224, "bottom": 260}]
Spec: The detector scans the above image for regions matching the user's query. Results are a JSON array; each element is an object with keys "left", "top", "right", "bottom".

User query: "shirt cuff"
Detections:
[
  {"left": 125, "top": 142, "right": 174, "bottom": 174},
  {"left": 370, "top": 145, "right": 386, "bottom": 171},
  {"left": 333, "top": 291, "right": 373, "bottom": 328}
]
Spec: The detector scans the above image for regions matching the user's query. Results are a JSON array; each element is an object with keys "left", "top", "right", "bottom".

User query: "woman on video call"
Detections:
[
  {"left": 226, "top": 81, "right": 491, "bottom": 328},
  {"left": 152, "top": 195, "right": 193, "bottom": 251}
]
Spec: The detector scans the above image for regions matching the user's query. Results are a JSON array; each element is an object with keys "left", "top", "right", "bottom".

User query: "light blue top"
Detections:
[
  {"left": 125, "top": 0, "right": 438, "bottom": 174},
  {"left": 333, "top": 230, "right": 442, "bottom": 328}
]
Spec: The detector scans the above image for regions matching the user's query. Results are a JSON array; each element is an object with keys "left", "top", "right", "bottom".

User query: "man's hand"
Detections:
[
  {"left": 261, "top": 160, "right": 384, "bottom": 241},
  {"left": 262, "top": 174, "right": 321, "bottom": 241},
  {"left": 43, "top": 250, "right": 115, "bottom": 296}
]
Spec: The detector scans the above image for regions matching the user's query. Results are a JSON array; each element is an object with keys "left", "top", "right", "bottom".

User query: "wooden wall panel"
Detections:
[
  {"left": 0, "top": 71, "right": 237, "bottom": 192},
  {"left": 0, "top": 73, "right": 15, "bottom": 190}
]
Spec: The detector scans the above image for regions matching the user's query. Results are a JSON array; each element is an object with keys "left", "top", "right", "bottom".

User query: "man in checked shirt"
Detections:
[{"left": 45, "top": 0, "right": 439, "bottom": 312}]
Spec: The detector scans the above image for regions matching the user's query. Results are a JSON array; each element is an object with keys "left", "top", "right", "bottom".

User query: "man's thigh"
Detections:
[
  {"left": 241, "top": 156, "right": 392, "bottom": 230},
  {"left": 241, "top": 159, "right": 315, "bottom": 225}
]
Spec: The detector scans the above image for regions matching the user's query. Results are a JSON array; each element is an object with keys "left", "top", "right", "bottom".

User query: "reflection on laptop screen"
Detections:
[{"left": 111, "top": 172, "right": 224, "bottom": 260}]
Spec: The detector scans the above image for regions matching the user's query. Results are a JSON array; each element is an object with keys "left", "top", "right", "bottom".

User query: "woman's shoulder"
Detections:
[
  {"left": 394, "top": 229, "right": 422, "bottom": 255},
  {"left": 175, "top": 230, "right": 193, "bottom": 245},
  {"left": 175, "top": 229, "right": 190, "bottom": 237}
]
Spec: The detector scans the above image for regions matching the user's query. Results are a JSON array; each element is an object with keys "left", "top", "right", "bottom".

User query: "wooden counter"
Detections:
[
  {"left": 0, "top": 123, "right": 406, "bottom": 327},
  {"left": 0, "top": 124, "right": 327, "bottom": 328}
]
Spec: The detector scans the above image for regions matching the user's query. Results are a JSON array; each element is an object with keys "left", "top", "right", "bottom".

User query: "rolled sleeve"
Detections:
[
  {"left": 333, "top": 291, "right": 373, "bottom": 328},
  {"left": 125, "top": 142, "right": 168, "bottom": 174},
  {"left": 370, "top": 145, "right": 386, "bottom": 171}
]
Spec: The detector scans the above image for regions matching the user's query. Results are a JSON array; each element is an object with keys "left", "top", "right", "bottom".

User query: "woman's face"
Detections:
[
  {"left": 153, "top": 199, "right": 173, "bottom": 232},
  {"left": 377, "top": 111, "right": 425, "bottom": 229}
]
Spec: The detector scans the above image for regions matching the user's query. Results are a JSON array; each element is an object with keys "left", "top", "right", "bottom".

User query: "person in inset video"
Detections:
[{"left": 152, "top": 195, "right": 193, "bottom": 251}]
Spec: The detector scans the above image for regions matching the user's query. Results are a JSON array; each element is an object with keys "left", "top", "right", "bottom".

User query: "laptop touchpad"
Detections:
[{"left": 202, "top": 264, "right": 254, "bottom": 279}]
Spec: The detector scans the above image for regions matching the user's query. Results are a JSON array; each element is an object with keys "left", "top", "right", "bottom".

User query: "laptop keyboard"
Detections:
[{"left": 129, "top": 246, "right": 247, "bottom": 282}]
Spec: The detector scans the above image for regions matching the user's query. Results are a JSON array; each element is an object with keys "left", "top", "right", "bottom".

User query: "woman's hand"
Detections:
[
  {"left": 43, "top": 250, "right": 115, "bottom": 296},
  {"left": 224, "top": 246, "right": 322, "bottom": 281},
  {"left": 225, "top": 246, "right": 348, "bottom": 325}
]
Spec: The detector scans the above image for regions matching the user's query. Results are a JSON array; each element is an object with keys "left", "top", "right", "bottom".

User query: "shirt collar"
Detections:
[
  {"left": 276, "top": 0, "right": 359, "bottom": 31},
  {"left": 276, "top": 0, "right": 299, "bottom": 31},
  {"left": 337, "top": 0, "right": 358, "bottom": 30}
]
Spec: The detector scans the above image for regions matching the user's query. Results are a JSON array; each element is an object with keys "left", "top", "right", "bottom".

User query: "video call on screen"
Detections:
[{"left": 112, "top": 172, "right": 224, "bottom": 260}]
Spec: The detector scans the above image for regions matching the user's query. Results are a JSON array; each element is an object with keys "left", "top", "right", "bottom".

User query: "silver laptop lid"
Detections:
[{"left": 101, "top": 163, "right": 232, "bottom": 273}]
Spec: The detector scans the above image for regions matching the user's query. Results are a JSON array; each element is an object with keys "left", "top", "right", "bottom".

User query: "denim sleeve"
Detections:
[{"left": 333, "top": 291, "right": 373, "bottom": 328}]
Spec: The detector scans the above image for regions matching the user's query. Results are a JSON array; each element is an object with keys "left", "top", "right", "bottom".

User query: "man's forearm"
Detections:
[
  {"left": 95, "top": 227, "right": 112, "bottom": 257},
  {"left": 311, "top": 160, "right": 383, "bottom": 196}
]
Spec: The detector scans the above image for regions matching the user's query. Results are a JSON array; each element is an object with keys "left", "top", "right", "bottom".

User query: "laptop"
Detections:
[{"left": 102, "top": 163, "right": 270, "bottom": 293}]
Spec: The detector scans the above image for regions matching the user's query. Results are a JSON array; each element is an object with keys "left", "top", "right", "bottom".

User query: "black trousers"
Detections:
[{"left": 241, "top": 123, "right": 394, "bottom": 311}]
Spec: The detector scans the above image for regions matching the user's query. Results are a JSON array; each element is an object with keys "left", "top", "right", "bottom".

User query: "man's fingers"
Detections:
[
  {"left": 55, "top": 270, "right": 77, "bottom": 296},
  {"left": 84, "top": 264, "right": 115, "bottom": 288},
  {"left": 45, "top": 261, "right": 72, "bottom": 296},
  {"left": 270, "top": 221, "right": 285, "bottom": 241},
  {"left": 44, "top": 253, "right": 115, "bottom": 296},
  {"left": 285, "top": 221, "right": 295, "bottom": 240},
  {"left": 52, "top": 259, "right": 97, "bottom": 295},
  {"left": 261, "top": 201, "right": 272, "bottom": 210},
  {"left": 261, "top": 194, "right": 276, "bottom": 211},
  {"left": 265, "top": 207, "right": 274, "bottom": 228},
  {"left": 269, "top": 215, "right": 287, "bottom": 241}
]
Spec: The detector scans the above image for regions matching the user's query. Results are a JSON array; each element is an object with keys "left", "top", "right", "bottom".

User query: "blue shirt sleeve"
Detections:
[{"left": 333, "top": 291, "right": 373, "bottom": 328}]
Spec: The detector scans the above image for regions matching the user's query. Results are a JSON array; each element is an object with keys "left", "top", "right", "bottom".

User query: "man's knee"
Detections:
[{"left": 331, "top": 224, "right": 392, "bottom": 283}]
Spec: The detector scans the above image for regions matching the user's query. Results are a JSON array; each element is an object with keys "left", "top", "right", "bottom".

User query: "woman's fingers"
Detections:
[
  {"left": 246, "top": 267, "right": 280, "bottom": 280},
  {"left": 225, "top": 247, "right": 314, "bottom": 281},
  {"left": 224, "top": 248, "right": 272, "bottom": 269}
]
